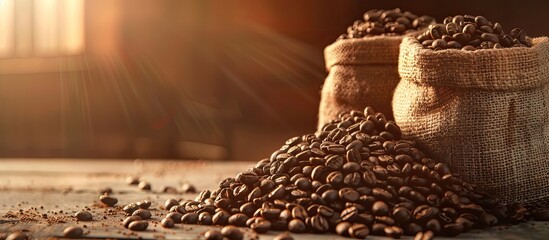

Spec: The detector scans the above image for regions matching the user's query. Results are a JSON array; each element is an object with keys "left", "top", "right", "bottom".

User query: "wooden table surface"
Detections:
[{"left": 0, "top": 159, "right": 548, "bottom": 240}]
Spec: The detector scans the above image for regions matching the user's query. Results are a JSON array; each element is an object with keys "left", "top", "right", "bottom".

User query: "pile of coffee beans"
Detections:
[
  {"left": 339, "top": 9, "right": 434, "bottom": 40},
  {"left": 163, "top": 106, "right": 533, "bottom": 239},
  {"left": 417, "top": 15, "right": 533, "bottom": 50}
]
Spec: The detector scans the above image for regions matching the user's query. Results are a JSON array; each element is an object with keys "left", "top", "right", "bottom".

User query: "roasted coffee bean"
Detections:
[
  {"left": 63, "top": 226, "right": 83, "bottom": 238},
  {"left": 442, "top": 223, "right": 464, "bottom": 236},
  {"left": 128, "top": 220, "right": 148, "bottom": 231},
  {"left": 136, "top": 200, "right": 151, "bottom": 209},
  {"left": 532, "top": 208, "right": 549, "bottom": 221},
  {"left": 126, "top": 176, "right": 139, "bottom": 185},
  {"left": 123, "top": 216, "right": 142, "bottom": 228},
  {"left": 326, "top": 171, "right": 343, "bottom": 186},
  {"left": 138, "top": 181, "right": 151, "bottom": 191},
  {"left": 321, "top": 189, "right": 339, "bottom": 203},
  {"left": 384, "top": 226, "right": 403, "bottom": 239},
  {"left": 228, "top": 213, "right": 249, "bottom": 227},
  {"left": 166, "top": 212, "right": 183, "bottom": 223},
  {"left": 341, "top": 206, "right": 359, "bottom": 221},
  {"left": 371, "top": 223, "right": 388, "bottom": 235},
  {"left": 123, "top": 203, "right": 139, "bottom": 214},
  {"left": 132, "top": 209, "right": 151, "bottom": 219},
  {"left": 221, "top": 225, "right": 243, "bottom": 240},
  {"left": 204, "top": 229, "right": 223, "bottom": 240},
  {"left": 99, "top": 195, "right": 118, "bottom": 207},
  {"left": 414, "top": 230, "right": 434, "bottom": 240},
  {"left": 344, "top": 172, "right": 362, "bottom": 186},
  {"left": 309, "top": 215, "right": 330, "bottom": 232},
  {"left": 199, "top": 212, "right": 213, "bottom": 225},
  {"left": 288, "top": 219, "right": 307, "bottom": 233},
  {"left": 336, "top": 221, "right": 352, "bottom": 236},
  {"left": 181, "top": 212, "right": 199, "bottom": 224},
  {"left": 372, "top": 201, "right": 389, "bottom": 216},
  {"left": 164, "top": 198, "right": 179, "bottom": 211},
  {"left": 212, "top": 210, "right": 230, "bottom": 225},
  {"left": 420, "top": 15, "right": 531, "bottom": 50},
  {"left": 251, "top": 220, "right": 271, "bottom": 233},
  {"left": 348, "top": 223, "right": 370, "bottom": 238},
  {"left": 478, "top": 213, "right": 498, "bottom": 227},
  {"left": 392, "top": 207, "right": 411, "bottom": 224},
  {"left": 261, "top": 208, "right": 281, "bottom": 220},
  {"left": 161, "top": 217, "right": 175, "bottom": 228},
  {"left": 75, "top": 211, "right": 93, "bottom": 221},
  {"left": 339, "top": 188, "right": 360, "bottom": 202}
]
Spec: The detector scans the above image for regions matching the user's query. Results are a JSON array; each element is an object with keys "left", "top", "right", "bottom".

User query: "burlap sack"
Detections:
[
  {"left": 318, "top": 36, "right": 403, "bottom": 129},
  {"left": 393, "top": 36, "right": 549, "bottom": 205}
]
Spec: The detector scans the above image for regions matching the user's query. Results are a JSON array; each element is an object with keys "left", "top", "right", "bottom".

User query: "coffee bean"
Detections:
[
  {"left": 136, "top": 200, "right": 151, "bottom": 209},
  {"left": 138, "top": 181, "right": 151, "bottom": 191},
  {"left": 123, "top": 216, "right": 142, "bottom": 228},
  {"left": 392, "top": 207, "right": 411, "bottom": 224},
  {"left": 126, "top": 176, "right": 139, "bottom": 185},
  {"left": 249, "top": 219, "right": 270, "bottom": 233},
  {"left": 420, "top": 15, "right": 531, "bottom": 50},
  {"left": 63, "top": 226, "right": 83, "bottom": 238},
  {"left": 533, "top": 208, "right": 549, "bottom": 221},
  {"left": 221, "top": 225, "right": 243, "bottom": 240},
  {"left": 414, "top": 230, "right": 434, "bottom": 240},
  {"left": 442, "top": 223, "right": 464, "bottom": 237},
  {"left": 228, "top": 213, "right": 249, "bottom": 227},
  {"left": 372, "top": 201, "right": 389, "bottom": 216},
  {"left": 199, "top": 212, "right": 213, "bottom": 225},
  {"left": 5, "top": 232, "right": 28, "bottom": 240},
  {"left": 123, "top": 203, "right": 139, "bottom": 214},
  {"left": 99, "top": 195, "right": 117, "bottom": 207},
  {"left": 309, "top": 215, "right": 329, "bottom": 232},
  {"left": 132, "top": 209, "right": 151, "bottom": 220},
  {"left": 204, "top": 229, "right": 223, "bottom": 240},
  {"left": 478, "top": 213, "right": 498, "bottom": 227},
  {"left": 181, "top": 212, "right": 199, "bottom": 224},
  {"left": 384, "top": 226, "right": 403, "bottom": 238},
  {"left": 341, "top": 206, "right": 359, "bottom": 221},
  {"left": 339, "top": 188, "right": 360, "bottom": 202},
  {"left": 75, "top": 211, "right": 92, "bottom": 221},
  {"left": 161, "top": 217, "right": 175, "bottom": 228},
  {"left": 288, "top": 219, "right": 307, "bottom": 233},
  {"left": 128, "top": 220, "right": 148, "bottom": 231},
  {"left": 347, "top": 223, "right": 369, "bottom": 238},
  {"left": 336, "top": 221, "right": 352, "bottom": 236},
  {"left": 165, "top": 198, "right": 179, "bottom": 211},
  {"left": 166, "top": 212, "right": 183, "bottom": 223}
]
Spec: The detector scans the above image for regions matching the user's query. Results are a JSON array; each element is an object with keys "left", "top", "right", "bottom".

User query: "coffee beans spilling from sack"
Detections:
[
  {"left": 167, "top": 107, "right": 532, "bottom": 239},
  {"left": 417, "top": 15, "right": 533, "bottom": 50},
  {"left": 339, "top": 9, "right": 434, "bottom": 39}
]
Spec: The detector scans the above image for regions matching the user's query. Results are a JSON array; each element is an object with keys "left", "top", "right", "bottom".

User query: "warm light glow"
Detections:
[
  {"left": 0, "top": 0, "right": 14, "bottom": 57},
  {"left": 15, "top": 0, "right": 33, "bottom": 57},
  {"left": 34, "top": 0, "right": 59, "bottom": 55},
  {"left": 59, "top": 0, "right": 84, "bottom": 55}
]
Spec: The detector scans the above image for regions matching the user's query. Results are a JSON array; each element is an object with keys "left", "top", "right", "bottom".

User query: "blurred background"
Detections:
[{"left": 0, "top": 0, "right": 547, "bottom": 160}]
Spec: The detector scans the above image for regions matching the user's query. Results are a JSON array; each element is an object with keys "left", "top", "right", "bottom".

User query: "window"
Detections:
[{"left": 0, "top": 0, "right": 84, "bottom": 59}]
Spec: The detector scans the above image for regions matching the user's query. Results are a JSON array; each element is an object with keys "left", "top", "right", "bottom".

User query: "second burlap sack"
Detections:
[
  {"left": 318, "top": 36, "right": 403, "bottom": 129},
  {"left": 393, "top": 36, "right": 549, "bottom": 205}
]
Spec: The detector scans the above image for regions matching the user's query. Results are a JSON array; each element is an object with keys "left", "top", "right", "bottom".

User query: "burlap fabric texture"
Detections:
[
  {"left": 393, "top": 36, "right": 549, "bottom": 205},
  {"left": 318, "top": 36, "right": 404, "bottom": 129}
]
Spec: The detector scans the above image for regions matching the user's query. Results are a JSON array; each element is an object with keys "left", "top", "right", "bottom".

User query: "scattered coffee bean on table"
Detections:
[
  {"left": 63, "top": 226, "right": 83, "bottom": 238},
  {"left": 182, "top": 183, "right": 197, "bottom": 193},
  {"left": 5, "top": 232, "right": 28, "bottom": 240},
  {"left": 161, "top": 217, "right": 175, "bottom": 228},
  {"left": 99, "top": 195, "right": 117, "bottom": 207},
  {"left": 74, "top": 211, "right": 93, "bottom": 221},
  {"left": 126, "top": 176, "right": 139, "bottom": 185},
  {"left": 204, "top": 229, "right": 223, "bottom": 240},
  {"left": 132, "top": 209, "right": 151, "bottom": 220},
  {"left": 123, "top": 216, "right": 142, "bottom": 228},
  {"left": 128, "top": 220, "right": 148, "bottom": 231},
  {"left": 220, "top": 225, "right": 243, "bottom": 240},
  {"left": 166, "top": 106, "right": 535, "bottom": 238},
  {"left": 136, "top": 200, "right": 152, "bottom": 209},
  {"left": 417, "top": 14, "right": 533, "bottom": 50},
  {"left": 339, "top": 9, "right": 434, "bottom": 39},
  {"left": 138, "top": 181, "right": 151, "bottom": 191}
]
